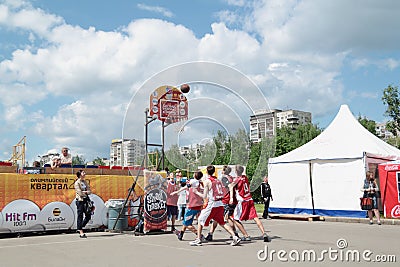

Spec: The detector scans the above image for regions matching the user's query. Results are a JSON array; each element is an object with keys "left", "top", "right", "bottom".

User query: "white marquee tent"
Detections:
[{"left": 268, "top": 105, "right": 400, "bottom": 217}]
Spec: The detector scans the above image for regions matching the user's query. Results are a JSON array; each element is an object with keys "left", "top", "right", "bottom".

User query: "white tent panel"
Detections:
[
  {"left": 312, "top": 159, "right": 365, "bottom": 214},
  {"left": 268, "top": 162, "right": 312, "bottom": 212}
]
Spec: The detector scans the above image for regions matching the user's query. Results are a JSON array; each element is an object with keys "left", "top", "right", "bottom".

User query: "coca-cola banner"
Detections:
[
  {"left": 378, "top": 163, "right": 400, "bottom": 219},
  {"left": 143, "top": 170, "right": 168, "bottom": 233}
]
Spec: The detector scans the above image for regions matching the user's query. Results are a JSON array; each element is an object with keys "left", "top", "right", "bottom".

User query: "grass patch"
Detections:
[{"left": 255, "top": 203, "right": 264, "bottom": 213}]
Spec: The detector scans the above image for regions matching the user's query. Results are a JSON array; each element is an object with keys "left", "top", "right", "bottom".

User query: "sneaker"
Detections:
[
  {"left": 369, "top": 221, "right": 373, "bottom": 225},
  {"left": 205, "top": 233, "right": 213, "bottom": 241},
  {"left": 176, "top": 231, "right": 183, "bottom": 241},
  {"left": 377, "top": 221, "right": 381, "bottom": 225},
  {"left": 189, "top": 238, "right": 202, "bottom": 246},
  {"left": 263, "top": 233, "right": 271, "bottom": 242},
  {"left": 231, "top": 235, "right": 241, "bottom": 246},
  {"left": 79, "top": 234, "right": 87, "bottom": 238},
  {"left": 201, "top": 234, "right": 207, "bottom": 242},
  {"left": 241, "top": 236, "right": 251, "bottom": 241}
]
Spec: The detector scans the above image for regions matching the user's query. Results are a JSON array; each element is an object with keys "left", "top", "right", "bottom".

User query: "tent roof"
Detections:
[{"left": 269, "top": 105, "right": 400, "bottom": 163}]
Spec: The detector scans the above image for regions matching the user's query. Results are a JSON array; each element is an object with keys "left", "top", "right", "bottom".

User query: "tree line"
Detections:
[{"left": 159, "top": 84, "right": 400, "bottom": 200}]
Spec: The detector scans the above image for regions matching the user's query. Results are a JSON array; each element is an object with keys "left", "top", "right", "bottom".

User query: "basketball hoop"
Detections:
[{"left": 149, "top": 85, "right": 188, "bottom": 124}]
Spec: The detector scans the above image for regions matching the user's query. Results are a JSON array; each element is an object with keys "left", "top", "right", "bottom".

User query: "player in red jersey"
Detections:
[
  {"left": 231, "top": 165, "right": 271, "bottom": 242},
  {"left": 166, "top": 172, "right": 179, "bottom": 232},
  {"left": 204, "top": 165, "right": 249, "bottom": 241},
  {"left": 189, "top": 165, "right": 241, "bottom": 246}
]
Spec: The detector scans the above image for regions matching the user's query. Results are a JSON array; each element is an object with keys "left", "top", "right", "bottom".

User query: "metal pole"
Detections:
[
  {"left": 309, "top": 161, "right": 316, "bottom": 215},
  {"left": 144, "top": 109, "right": 149, "bottom": 169},
  {"left": 161, "top": 121, "right": 165, "bottom": 170}
]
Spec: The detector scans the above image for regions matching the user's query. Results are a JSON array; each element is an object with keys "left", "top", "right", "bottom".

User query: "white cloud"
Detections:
[
  {"left": 350, "top": 58, "right": 369, "bottom": 70},
  {"left": 4, "top": 104, "right": 25, "bottom": 129},
  {"left": 379, "top": 58, "right": 400, "bottom": 70},
  {"left": 351, "top": 57, "right": 400, "bottom": 71},
  {"left": 0, "top": 0, "right": 399, "bottom": 161},
  {"left": 33, "top": 96, "right": 127, "bottom": 158},
  {"left": 199, "top": 23, "right": 262, "bottom": 70},
  {"left": 347, "top": 90, "right": 378, "bottom": 101},
  {"left": 0, "top": 1, "right": 63, "bottom": 36},
  {"left": 137, "top": 3, "right": 174, "bottom": 18},
  {"left": 215, "top": 10, "right": 240, "bottom": 26},
  {"left": 224, "top": 0, "right": 247, "bottom": 7},
  {"left": 252, "top": 0, "right": 400, "bottom": 53}
]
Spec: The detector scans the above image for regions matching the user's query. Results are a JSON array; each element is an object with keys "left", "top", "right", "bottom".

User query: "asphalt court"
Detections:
[{"left": 0, "top": 219, "right": 399, "bottom": 267}]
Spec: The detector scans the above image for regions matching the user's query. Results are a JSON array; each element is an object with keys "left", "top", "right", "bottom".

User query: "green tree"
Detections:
[
  {"left": 72, "top": 155, "right": 86, "bottom": 165},
  {"left": 385, "top": 136, "right": 400, "bottom": 149},
  {"left": 230, "top": 129, "right": 250, "bottom": 165},
  {"left": 357, "top": 115, "right": 377, "bottom": 136},
  {"left": 92, "top": 157, "right": 105, "bottom": 166},
  {"left": 247, "top": 137, "right": 276, "bottom": 201},
  {"left": 197, "top": 142, "right": 217, "bottom": 168},
  {"left": 164, "top": 145, "right": 183, "bottom": 170},
  {"left": 212, "top": 130, "right": 230, "bottom": 165},
  {"left": 382, "top": 84, "right": 400, "bottom": 136},
  {"left": 275, "top": 123, "right": 322, "bottom": 157}
]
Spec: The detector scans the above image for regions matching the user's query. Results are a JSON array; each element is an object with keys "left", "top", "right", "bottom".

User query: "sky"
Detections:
[{"left": 0, "top": 0, "right": 399, "bottom": 165}]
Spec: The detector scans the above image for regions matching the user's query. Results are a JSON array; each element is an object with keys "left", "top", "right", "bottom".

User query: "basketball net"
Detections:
[{"left": 173, "top": 117, "right": 187, "bottom": 134}]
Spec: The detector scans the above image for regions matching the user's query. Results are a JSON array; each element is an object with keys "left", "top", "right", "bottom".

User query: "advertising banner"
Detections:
[
  {"left": 0, "top": 173, "right": 145, "bottom": 233},
  {"left": 378, "top": 163, "right": 400, "bottom": 219},
  {"left": 143, "top": 170, "right": 168, "bottom": 233}
]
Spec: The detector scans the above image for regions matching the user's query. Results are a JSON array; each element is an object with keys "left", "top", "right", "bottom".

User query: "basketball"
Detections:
[{"left": 180, "top": 84, "right": 190, "bottom": 93}]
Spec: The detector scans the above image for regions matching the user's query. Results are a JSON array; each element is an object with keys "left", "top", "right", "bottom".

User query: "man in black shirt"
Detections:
[{"left": 261, "top": 176, "right": 273, "bottom": 219}]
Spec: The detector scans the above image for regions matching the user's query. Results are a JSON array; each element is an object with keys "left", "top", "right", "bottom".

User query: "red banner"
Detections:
[{"left": 378, "top": 163, "right": 400, "bottom": 218}]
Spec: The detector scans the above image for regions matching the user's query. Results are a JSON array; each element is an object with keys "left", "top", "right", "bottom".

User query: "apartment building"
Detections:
[
  {"left": 110, "top": 139, "right": 145, "bottom": 166},
  {"left": 375, "top": 122, "right": 395, "bottom": 139},
  {"left": 250, "top": 109, "right": 312, "bottom": 142}
]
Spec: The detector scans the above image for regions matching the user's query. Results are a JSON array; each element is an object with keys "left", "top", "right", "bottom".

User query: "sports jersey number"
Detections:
[
  {"left": 216, "top": 183, "right": 224, "bottom": 195},
  {"left": 212, "top": 181, "right": 226, "bottom": 201},
  {"left": 243, "top": 182, "right": 249, "bottom": 193}
]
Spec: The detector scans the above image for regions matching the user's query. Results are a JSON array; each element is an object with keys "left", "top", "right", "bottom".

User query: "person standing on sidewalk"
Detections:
[
  {"left": 74, "top": 170, "right": 92, "bottom": 238},
  {"left": 261, "top": 176, "right": 273, "bottom": 219},
  {"left": 361, "top": 171, "right": 381, "bottom": 225}
]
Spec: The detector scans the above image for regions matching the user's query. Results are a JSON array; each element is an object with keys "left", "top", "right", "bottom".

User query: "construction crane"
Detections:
[{"left": 9, "top": 136, "right": 26, "bottom": 167}]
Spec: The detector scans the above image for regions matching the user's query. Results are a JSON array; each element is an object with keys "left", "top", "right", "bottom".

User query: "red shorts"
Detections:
[
  {"left": 198, "top": 206, "right": 225, "bottom": 227},
  {"left": 234, "top": 200, "right": 258, "bottom": 221}
]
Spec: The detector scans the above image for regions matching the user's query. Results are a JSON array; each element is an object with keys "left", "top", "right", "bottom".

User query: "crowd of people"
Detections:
[
  {"left": 167, "top": 164, "right": 272, "bottom": 246},
  {"left": 71, "top": 161, "right": 382, "bottom": 240}
]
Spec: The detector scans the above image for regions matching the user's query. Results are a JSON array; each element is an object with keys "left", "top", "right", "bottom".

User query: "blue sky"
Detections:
[{"left": 0, "top": 0, "right": 399, "bottom": 165}]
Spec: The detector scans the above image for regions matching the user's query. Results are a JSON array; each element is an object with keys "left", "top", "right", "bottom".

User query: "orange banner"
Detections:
[{"left": 0, "top": 173, "right": 145, "bottom": 233}]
